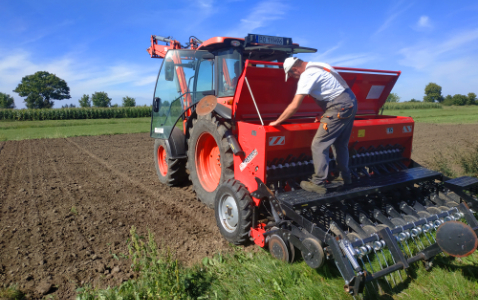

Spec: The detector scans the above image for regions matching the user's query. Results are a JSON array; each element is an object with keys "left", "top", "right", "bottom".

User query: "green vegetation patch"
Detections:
[
  {"left": 0, "top": 106, "right": 151, "bottom": 121},
  {"left": 76, "top": 227, "right": 478, "bottom": 300},
  {"left": 0, "top": 118, "right": 151, "bottom": 141},
  {"left": 383, "top": 105, "right": 478, "bottom": 123},
  {"left": 382, "top": 102, "right": 443, "bottom": 110}
]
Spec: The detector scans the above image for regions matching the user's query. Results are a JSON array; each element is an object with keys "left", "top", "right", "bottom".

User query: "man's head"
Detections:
[{"left": 283, "top": 57, "right": 306, "bottom": 81}]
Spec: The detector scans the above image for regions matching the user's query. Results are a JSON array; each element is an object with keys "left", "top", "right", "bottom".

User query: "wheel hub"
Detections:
[
  {"left": 195, "top": 132, "right": 221, "bottom": 192},
  {"left": 157, "top": 145, "right": 168, "bottom": 176},
  {"left": 218, "top": 194, "right": 238, "bottom": 233}
]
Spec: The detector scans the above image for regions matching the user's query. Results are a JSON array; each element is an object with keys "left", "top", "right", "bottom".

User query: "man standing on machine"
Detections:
[{"left": 269, "top": 57, "right": 357, "bottom": 194}]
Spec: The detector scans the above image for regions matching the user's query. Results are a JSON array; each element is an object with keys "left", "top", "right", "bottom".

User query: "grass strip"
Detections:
[
  {"left": 383, "top": 105, "right": 478, "bottom": 123},
  {"left": 76, "top": 227, "right": 478, "bottom": 300},
  {"left": 0, "top": 118, "right": 151, "bottom": 141}
]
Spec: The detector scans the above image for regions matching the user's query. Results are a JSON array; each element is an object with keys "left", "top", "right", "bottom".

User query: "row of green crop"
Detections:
[
  {"left": 0, "top": 106, "right": 153, "bottom": 121},
  {"left": 382, "top": 102, "right": 442, "bottom": 110}
]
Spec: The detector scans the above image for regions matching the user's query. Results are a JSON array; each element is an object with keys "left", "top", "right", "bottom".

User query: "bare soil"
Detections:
[{"left": 1, "top": 123, "right": 477, "bottom": 299}]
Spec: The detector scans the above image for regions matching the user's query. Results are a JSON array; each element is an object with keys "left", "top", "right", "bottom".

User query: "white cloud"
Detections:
[
  {"left": 226, "top": 0, "right": 288, "bottom": 37},
  {"left": 0, "top": 49, "right": 158, "bottom": 108},
  {"left": 374, "top": 1, "right": 413, "bottom": 35},
  {"left": 398, "top": 28, "right": 478, "bottom": 70},
  {"left": 197, "top": 0, "right": 214, "bottom": 8},
  {"left": 417, "top": 16, "right": 432, "bottom": 29},
  {"left": 309, "top": 42, "right": 377, "bottom": 68},
  {"left": 394, "top": 28, "right": 478, "bottom": 100}
]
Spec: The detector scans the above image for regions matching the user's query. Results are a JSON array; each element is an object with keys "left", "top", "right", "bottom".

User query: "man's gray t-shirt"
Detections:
[{"left": 295, "top": 62, "right": 345, "bottom": 102}]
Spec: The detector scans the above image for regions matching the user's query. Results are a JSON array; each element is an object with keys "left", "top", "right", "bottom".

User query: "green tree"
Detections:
[
  {"left": 386, "top": 92, "right": 400, "bottom": 102},
  {"left": 91, "top": 92, "right": 111, "bottom": 107},
  {"left": 467, "top": 92, "right": 476, "bottom": 105},
  {"left": 0, "top": 92, "right": 15, "bottom": 108},
  {"left": 122, "top": 96, "right": 136, "bottom": 107},
  {"left": 61, "top": 103, "right": 76, "bottom": 108},
  {"left": 443, "top": 95, "right": 453, "bottom": 106},
  {"left": 78, "top": 94, "right": 91, "bottom": 107},
  {"left": 409, "top": 98, "right": 420, "bottom": 102},
  {"left": 13, "top": 71, "right": 70, "bottom": 109},
  {"left": 423, "top": 82, "right": 444, "bottom": 103},
  {"left": 452, "top": 94, "right": 467, "bottom": 106}
]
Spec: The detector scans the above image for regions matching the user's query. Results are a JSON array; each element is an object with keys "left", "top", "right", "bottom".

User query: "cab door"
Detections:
[
  {"left": 193, "top": 54, "right": 215, "bottom": 103},
  {"left": 151, "top": 50, "right": 213, "bottom": 139}
]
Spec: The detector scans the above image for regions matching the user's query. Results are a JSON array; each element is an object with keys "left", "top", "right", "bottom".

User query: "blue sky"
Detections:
[{"left": 1, "top": 0, "right": 478, "bottom": 108}]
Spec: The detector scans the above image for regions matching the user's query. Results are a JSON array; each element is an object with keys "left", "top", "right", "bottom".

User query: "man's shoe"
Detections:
[
  {"left": 300, "top": 181, "right": 327, "bottom": 194},
  {"left": 328, "top": 175, "right": 352, "bottom": 185}
]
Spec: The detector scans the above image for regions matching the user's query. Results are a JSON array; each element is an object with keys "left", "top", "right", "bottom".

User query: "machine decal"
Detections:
[
  {"left": 386, "top": 127, "right": 393, "bottom": 134},
  {"left": 366, "top": 85, "right": 385, "bottom": 99},
  {"left": 358, "top": 129, "right": 365, "bottom": 137},
  {"left": 268, "top": 136, "right": 285, "bottom": 146},
  {"left": 154, "top": 127, "right": 164, "bottom": 134},
  {"left": 403, "top": 125, "right": 412, "bottom": 133},
  {"left": 240, "top": 149, "right": 258, "bottom": 171}
]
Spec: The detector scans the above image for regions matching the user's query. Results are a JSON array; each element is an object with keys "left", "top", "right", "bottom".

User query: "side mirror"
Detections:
[
  {"left": 164, "top": 59, "right": 174, "bottom": 81},
  {"left": 153, "top": 97, "right": 161, "bottom": 112}
]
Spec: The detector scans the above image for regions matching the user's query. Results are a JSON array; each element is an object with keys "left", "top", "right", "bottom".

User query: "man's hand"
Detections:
[
  {"left": 269, "top": 121, "right": 280, "bottom": 126},
  {"left": 268, "top": 94, "right": 306, "bottom": 127}
]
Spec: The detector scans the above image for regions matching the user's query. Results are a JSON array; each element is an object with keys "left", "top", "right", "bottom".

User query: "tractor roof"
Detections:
[{"left": 197, "top": 36, "right": 317, "bottom": 55}]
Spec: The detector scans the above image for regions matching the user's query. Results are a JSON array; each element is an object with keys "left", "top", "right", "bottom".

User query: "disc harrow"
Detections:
[{"left": 250, "top": 170, "right": 478, "bottom": 296}]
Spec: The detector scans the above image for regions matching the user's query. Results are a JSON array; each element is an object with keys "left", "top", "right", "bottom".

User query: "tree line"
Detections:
[
  {"left": 386, "top": 82, "right": 476, "bottom": 106},
  {"left": 0, "top": 71, "right": 137, "bottom": 109}
]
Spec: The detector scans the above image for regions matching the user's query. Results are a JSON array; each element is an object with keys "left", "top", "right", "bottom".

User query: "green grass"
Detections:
[
  {"left": 76, "top": 227, "right": 478, "bottom": 300},
  {"left": 383, "top": 105, "right": 478, "bottom": 123},
  {"left": 0, "top": 118, "right": 151, "bottom": 141},
  {"left": 0, "top": 285, "right": 25, "bottom": 300}
]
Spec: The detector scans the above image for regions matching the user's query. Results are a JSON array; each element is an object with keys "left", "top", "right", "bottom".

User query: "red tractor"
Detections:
[{"left": 148, "top": 34, "right": 478, "bottom": 295}]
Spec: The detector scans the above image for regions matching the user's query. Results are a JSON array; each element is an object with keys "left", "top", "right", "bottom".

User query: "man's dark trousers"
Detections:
[{"left": 310, "top": 89, "right": 358, "bottom": 184}]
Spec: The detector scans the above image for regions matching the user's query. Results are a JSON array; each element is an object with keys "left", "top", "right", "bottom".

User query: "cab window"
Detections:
[{"left": 217, "top": 48, "right": 241, "bottom": 97}]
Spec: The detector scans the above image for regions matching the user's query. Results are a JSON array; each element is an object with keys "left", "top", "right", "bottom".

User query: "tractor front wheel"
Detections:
[
  {"left": 154, "top": 139, "right": 187, "bottom": 186},
  {"left": 214, "top": 179, "right": 252, "bottom": 244}
]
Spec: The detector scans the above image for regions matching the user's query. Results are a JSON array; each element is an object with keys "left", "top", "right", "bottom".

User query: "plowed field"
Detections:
[{"left": 1, "top": 123, "right": 478, "bottom": 299}]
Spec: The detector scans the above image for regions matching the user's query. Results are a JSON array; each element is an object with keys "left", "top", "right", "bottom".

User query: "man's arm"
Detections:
[{"left": 269, "top": 94, "right": 306, "bottom": 126}]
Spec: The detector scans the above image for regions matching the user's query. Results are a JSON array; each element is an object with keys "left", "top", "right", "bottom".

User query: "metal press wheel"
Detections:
[{"left": 214, "top": 179, "right": 252, "bottom": 245}]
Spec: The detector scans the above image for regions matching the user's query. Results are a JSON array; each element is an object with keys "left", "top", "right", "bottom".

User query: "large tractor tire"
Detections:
[
  {"left": 214, "top": 179, "right": 252, "bottom": 244},
  {"left": 187, "top": 113, "right": 234, "bottom": 208},
  {"left": 154, "top": 139, "right": 188, "bottom": 186}
]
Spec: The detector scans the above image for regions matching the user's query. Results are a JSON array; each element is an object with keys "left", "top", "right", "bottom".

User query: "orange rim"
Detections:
[
  {"left": 157, "top": 145, "right": 168, "bottom": 176},
  {"left": 195, "top": 132, "right": 221, "bottom": 192}
]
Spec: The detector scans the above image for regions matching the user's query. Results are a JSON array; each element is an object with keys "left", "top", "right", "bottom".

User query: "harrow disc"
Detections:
[
  {"left": 301, "top": 238, "right": 325, "bottom": 269},
  {"left": 268, "top": 234, "right": 290, "bottom": 262},
  {"left": 436, "top": 221, "right": 478, "bottom": 257}
]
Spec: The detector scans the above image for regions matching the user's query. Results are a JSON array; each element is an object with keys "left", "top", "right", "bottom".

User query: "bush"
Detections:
[
  {"left": 122, "top": 96, "right": 136, "bottom": 107},
  {"left": 0, "top": 92, "right": 15, "bottom": 109},
  {"left": 452, "top": 94, "right": 468, "bottom": 106},
  {"left": 92, "top": 92, "right": 112, "bottom": 107}
]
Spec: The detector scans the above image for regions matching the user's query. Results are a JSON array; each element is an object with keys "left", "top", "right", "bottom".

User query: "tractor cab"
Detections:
[{"left": 150, "top": 34, "right": 317, "bottom": 139}]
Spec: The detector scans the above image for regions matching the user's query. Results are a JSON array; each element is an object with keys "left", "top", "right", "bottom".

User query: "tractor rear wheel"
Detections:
[
  {"left": 187, "top": 113, "right": 234, "bottom": 208},
  {"left": 214, "top": 179, "right": 252, "bottom": 245},
  {"left": 154, "top": 139, "right": 187, "bottom": 186}
]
